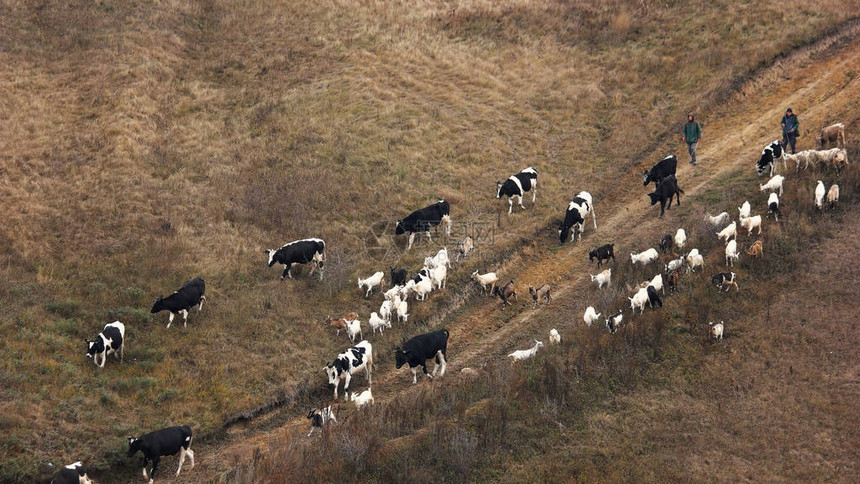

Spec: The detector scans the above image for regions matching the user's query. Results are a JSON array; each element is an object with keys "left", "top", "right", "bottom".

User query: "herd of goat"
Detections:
[{"left": 58, "top": 124, "right": 848, "bottom": 483}]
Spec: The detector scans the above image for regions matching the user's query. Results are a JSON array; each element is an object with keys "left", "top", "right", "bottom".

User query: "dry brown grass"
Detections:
[{"left": 1, "top": 0, "right": 859, "bottom": 481}]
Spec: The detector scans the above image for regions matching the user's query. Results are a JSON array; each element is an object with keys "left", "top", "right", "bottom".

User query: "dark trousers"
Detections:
[
  {"left": 687, "top": 142, "right": 698, "bottom": 164},
  {"left": 783, "top": 131, "right": 797, "bottom": 154}
]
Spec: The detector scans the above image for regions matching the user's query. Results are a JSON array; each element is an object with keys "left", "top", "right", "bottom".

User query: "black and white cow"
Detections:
[
  {"left": 757, "top": 140, "right": 787, "bottom": 177},
  {"left": 324, "top": 340, "right": 373, "bottom": 399},
  {"left": 588, "top": 243, "right": 615, "bottom": 268},
  {"left": 643, "top": 155, "right": 678, "bottom": 186},
  {"left": 263, "top": 238, "right": 325, "bottom": 281},
  {"left": 389, "top": 266, "right": 407, "bottom": 287},
  {"left": 647, "top": 175, "right": 684, "bottom": 217},
  {"left": 85, "top": 321, "right": 124, "bottom": 368},
  {"left": 127, "top": 426, "right": 194, "bottom": 484},
  {"left": 395, "top": 200, "right": 451, "bottom": 250},
  {"left": 150, "top": 277, "right": 206, "bottom": 328},
  {"left": 51, "top": 461, "right": 92, "bottom": 484},
  {"left": 394, "top": 329, "right": 449, "bottom": 384},
  {"left": 558, "top": 191, "right": 597, "bottom": 244},
  {"left": 496, "top": 167, "right": 538, "bottom": 214}
]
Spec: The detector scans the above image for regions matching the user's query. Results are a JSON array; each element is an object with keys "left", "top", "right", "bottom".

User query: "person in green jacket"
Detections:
[
  {"left": 781, "top": 108, "right": 799, "bottom": 154},
  {"left": 681, "top": 113, "right": 702, "bottom": 165}
]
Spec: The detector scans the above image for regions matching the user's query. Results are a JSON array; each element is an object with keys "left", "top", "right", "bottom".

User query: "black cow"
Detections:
[
  {"left": 85, "top": 321, "right": 124, "bottom": 368},
  {"left": 588, "top": 243, "right": 615, "bottom": 268},
  {"left": 51, "top": 461, "right": 91, "bottom": 484},
  {"left": 395, "top": 200, "right": 451, "bottom": 250},
  {"left": 496, "top": 167, "right": 538, "bottom": 213},
  {"left": 263, "top": 238, "right": 326, "bottom": 280},
  {"left": 389, "top": 267, "right": 407, "bottom": 287},
  {"left": 128, "top": 426, "right": 194, "bottom": 483},
  {"left": 150, "top": 277, "right": 206, "bottom": 328},
  {"left": 395, "top": 329, "right": 450, "bottom": 384},
  {"left": 659, "top": 234, "right": 674, "bottom": 253},
  {"left": 643, "top": 155, "right": 678, "bottom": 186},
  {"left": 647, "top": 285, "right": 663, "bottom": 308},
  {"left": 647, "top": 175, "right": 684, "bottom": 217}
]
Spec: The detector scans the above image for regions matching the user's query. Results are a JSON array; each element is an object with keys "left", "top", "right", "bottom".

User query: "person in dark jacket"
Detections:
[
  {"left": 681, "top": 113, "right": 702, "bottom": 165},
  {"left": 781, "top": 108, "right": 799, "bottom": 154}
]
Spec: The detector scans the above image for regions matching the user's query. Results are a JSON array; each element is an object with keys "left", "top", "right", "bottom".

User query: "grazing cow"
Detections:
[
  {"left": 766, "top": 193, "right": 781, "bottom": 221},
  {"left": 647, "top": 175, "right": 684, "bottom": 217},
  {"left": 456, "top": 236, "right": 474, "bottom": 261},
  {"left": 711, "top": 272, "right": 739, "bottom": 292},
  {"left": 350, "top": 388, "right": 374, "bottom": 408},
  {"left": 757, "top": 141, "right": 786, "bottom": 176},
  {"left": 85, "top": 321, "right": 125, "bottom": 368},
  {"left": 307, "top": 406, "right": 337, "bottom": 437},
  {"left": 559, "top": 191, "right": 597, "bottom": 244},
  {"left": 747, "top": 240, "right": 763, "bottom": 258},
  {"left": 508, "top": 340, "right": 544, "bottom": 361},
  {"left": 590, "top": 269, "right": 612, "bottom": 289},
  {"left": 389, "top": 267, "right": 407, "bottom": 287},
  {"left": 589, "top": 243, "right": 616, "bottom": 267},
  {"left": 263, "top": 239, "right": 326, "bottom": 280},
  {"left": 150, "top": 277, "right": 206, "bottom": 328},
  {"left": 127, "top": 426, "right": 194, "bottom": 484},
  {"left": 817, "top": 123, "right": 845, "bottom": 149},
  {"left": 659, "top": 234, "right": 673, "bottom": 253},
  {"left": 583, "top": 306, "right": 601, "bottom": 326},
  {"left": 493, "top": 280, "right": 518, "bottom": 309},
  {"left": 815, "top": 180, "right": 826, "bottom": 209},
  {"left": 605, "top": 311, "right": 623, "bottom": 334},
  {"left": 324, "top": 340, "right": 373, "bottom": 399},
  {"left": 395, "top": 329, "right": 449, "bottom": 384},
  {"left": 666, "top": 269, "right": 680, "bottom": 292},
  {"left": 725, "top": 240, "right": 740, "bottom": 267},
  {"left": 471, "top": 270, "right": 498, "bottom": 295},
  {"left": 497, "top": 167, "right": 538, "bottom": 213},
  {"left": 827, "top": 184, "right": 840, "bottom": 207},
  {"left": 646, "top": 285, "right": 663, "bottom": 308},
  {"left": 528, "top": 284, "right": 552, "bottom": 309},
  {"left": 709, "top": 321, "right": 725, "bottom": 341},
  {"left": 51, "top": 461, "right": 92, "bottom": 484},
  {"left": 395, "top": 200, "right": 451, "bottom": 250},
  {"left": 549, "top": 329, "right": 561, "bottom": 344},
  {"left": 643, "top": 155, "right": 678, "bottom": 186},
  {"left": 358, "top": 271, "right": 384, "bottom": 298}
]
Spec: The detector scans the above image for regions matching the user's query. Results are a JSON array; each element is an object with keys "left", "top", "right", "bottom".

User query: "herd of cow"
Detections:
[{"left": 58, "top": 122, "right": 849, "bottom": 482}]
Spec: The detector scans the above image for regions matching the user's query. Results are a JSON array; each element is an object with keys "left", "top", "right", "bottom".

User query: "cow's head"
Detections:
[
  {"left": 85, "top": 337, "right": 103, "bottom": 357},
  {"left": 642, "top": 170, "right": 651, "bottom": 186},
  {"left": 394, "top": 220, "right": 405, "bottom": 236},
  {"left": 262, "top": 249, "right": 277, "bottom": 267},
  {"left": 394, "top": 349, "right": 409, "bottom": 369},
  {"left": 647, "top": 192, "right": 660, "bottom": 205},
  {"left": 558, "top": 222, "right": 570, "bottom": 244},
  {"left": 150, "top": 297, "right": 165, "bottom": 314},
  {"left": 323, "top": 364, "right": 338, "bottom": 386},
  {"left": 127, "top": 436, "right": 142, "bottom": 457}
]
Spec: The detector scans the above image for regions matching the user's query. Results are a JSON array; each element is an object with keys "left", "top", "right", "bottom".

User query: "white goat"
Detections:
[
  {"left": 379, "top": 300, "right": 393, "bottom": 322},
  {"left": 827, "top": 184, "right": 840, "bottom": 207},
  {"left": 759, "top": 175, "right": 785, "bottom": 196},
  {"left": 738, "top": 201, "right": 751, "bottom": 219},
  {"left": 429, "top": 264, "right": 447, "bottom": 290},
  {"left": 346, "top": 318, "right": 362, "bottom": 343},
  {"left": 414, "top": 277, "right": 434, "bottom": 301},
  {"left": 350, "top": 388, "right": 374, "bottom": 408},
  {"left": 705, "top": 212, "right": 730, "bottom": 226},
  {"left": 471, "top": 270, "right": 498, "bottom": 295},
  {"left": 686, "top": 249, "right": 704, "bottom": 273},
  {"left": 630, "top": 248, "right": 659, "bottom": 265},
  {"left": 709, "top": 321, "right": 724, "bottom": 341},
  {"left": 508, "top": 340, "right": 544, "bottom": 361},
  {"left": 399, "top": 280, "right": 416, "bottom": 301},
  {"left": 674, "top": 229, "right": 687, "bottom": 249},
  {"left": 590, "top": 269, "right": 612, "bottom": 289},
  {"left": 648, "top": 273, "right": 664, "bottom": 294},
  {"left": 740, "top": 215, "right": 762, "bottom": 235},
  {"left": 583, "top": 306, "right": 601, "bottom": 327},
  {"left": 395, "top": 298, "right": 409, "bottom": 323},
  {"left": 716, "top": 221, "right": 737, "bottom": 245},
  {"left": 725, "top": 239, "right": 740, "bottom": 267},
  {"left": 628, "top": 287, "right": 649, "bottom": 315},
  {"left": 425, "top": 248, "right": 451, "bottom": 269},
  {"left": 665, "top": 254, "right": 685, "bottom": 273},
  {"left": 815, "top": 180, "right": 826, "bottom": 209},
  {"left": 549, "top": 329, "right": 561, "bottom": 345},
  {"left": 357, "top": 271, "right": 384, "bottom": 298},
  {"left": 369, "top": 312, "right": 391, "bottom": 334}
]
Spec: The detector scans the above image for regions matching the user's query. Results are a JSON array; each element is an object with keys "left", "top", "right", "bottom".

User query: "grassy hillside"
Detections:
[{"left": 0, "top": 0, "right": 858, "bottom": 481}]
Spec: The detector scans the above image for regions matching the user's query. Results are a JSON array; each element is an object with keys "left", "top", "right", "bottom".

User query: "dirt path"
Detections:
[{"left": 188, "top": 31, "right": 860, "bottom": 482}]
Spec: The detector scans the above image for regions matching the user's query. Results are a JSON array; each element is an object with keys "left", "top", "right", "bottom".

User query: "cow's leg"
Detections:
[
  {"left": 443, "top": 214, "right": 451, "bottom": 237},
  {"left": 181, "top": 309, "right": 189, "bottom": 327},
  {"left": 407, "top": 232, "right": 415, "bottom": 250},
  {"left": 508, "top": 198, "right": 513, "bottom": 214},
  {"left": 517, "top": 195, "right": 525, "bottom": 210},
  {"left": 176, "top": 448, "right": 187, "bottom": 476},
  {"left": 149, "top": 456, "right": 160, "bottom": 484},
  {"left": 411, "top": 366, "right": 418, "bottom": 384},
  {"left": 366, "top": 356, "right": 373, "bottom": 384},
  {"left": 281, "top": 264, "right": 292, "bottom": 280},
  {"left": 308, "top": 426, "right": 316, "bottom": 437},
  {"left": 532, "top": 183, "right": 537, "bottom": 203},
  {"left": 186, "top": 441, "right": 195, "bottom": 468},
  {"left": 198, "top": 296, "right": 205, "bottom": 312},
  {"left": 120, "top": 342, "right": 124, "bottom": 363},
  {"left": 438, "top": 351, "right": 447, "bottom": 376},
  {"left": 142, "top": 457, "right": 149, "bottom": 479},
  {"left": 167, "top": 312, "right": 175, "bottom": 328},
  {"left": 342, "top": 373, "right": 352, "bottom": 399}
]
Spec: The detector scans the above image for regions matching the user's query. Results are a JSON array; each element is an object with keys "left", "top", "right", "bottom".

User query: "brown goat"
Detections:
[
  {"left": 746, "top": 240, "right": 763, "bottom": 258},
  {"left": 666, "top": 269, "right": 681, "bottom": 292},
  {"left": 325, "top": 312, "right": 358, "bottom": 337},
  {"left": 528, "top": 284, "right": 552, "bottom": 309},
  {"left": 817, "top": 123, "right": 845, "bottom": 149},
  {"left": 493, "top": 280, "right": 518, "bottom": 310}
]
